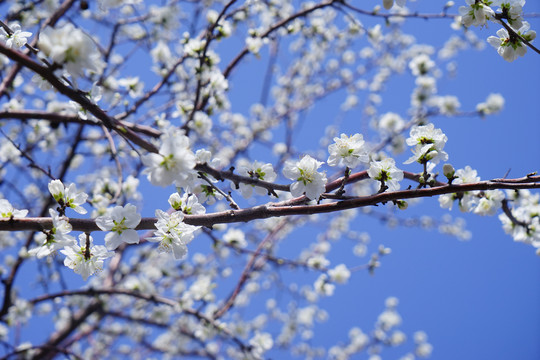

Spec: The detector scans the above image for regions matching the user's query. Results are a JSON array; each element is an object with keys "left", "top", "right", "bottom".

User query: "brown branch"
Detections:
[
  {"left": 213, "top": 219, "right": 288, "bottom": 319},
  {"left": 0, "top": 0, "right": 77, "bottom": 98},
  {"left": 495, "top": 14, "right": 540, "bottom": 55},
  {"left": 0, "top": 110, "right": 161, "bottom": 138},
  {"left": 0, "top": 43, "right": 159, "bottom": 154},
  {"left": 30, "top": 287, "right": 249, "bottom": 352},
  {"left": 223, "top": 0, "right": 337, "bottom": 78},
  {"left": 1, "top": 174, "right": 539, "bottom": 231}
]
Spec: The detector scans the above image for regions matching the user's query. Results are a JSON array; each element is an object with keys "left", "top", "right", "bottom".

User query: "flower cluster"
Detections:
[
  {"left": 459, "top": 0, "right": 495, "bottom": 27},
  {"left": 439, "top": 166, "right": 504, "bottom": 215},
  {"left": 29, "top": 209, "right": 75, "bottom": 258},
  {"left": 49, "top": 179, "right": 88, "bottom": 214},
  {"left": 327, "top": 133, "right": 369, "bottom": 169},
  {"left": 499, "top": 190, "right": 540, "bottom": 252},
  {"left": 61, "top": 234, "right": 114, "bottom": 280},
  {"left": 38, "top": 23, "right": 104, "bottom": 78},
  {"left": 404, "top": 124, "right": 448, "bottom": 166},
  {"left": 487, "top": 21, "right": 536, "bottom": 62},
  {"left": 367, "top": 158, "right": 404, "bottom": 192},
  {"left": 459, "top": 0, "right": 536, "bottom": 62},
  {"left": 235, "top": 159, "right": 277, "bottom": 198},
  {"left": 149, "top": 210, "right": 200, "bottom": 260}
]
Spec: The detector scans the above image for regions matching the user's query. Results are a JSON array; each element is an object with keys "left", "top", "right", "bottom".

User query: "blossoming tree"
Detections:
[{"left": 0, "top": 0, "right": 538, "bottom": 359}]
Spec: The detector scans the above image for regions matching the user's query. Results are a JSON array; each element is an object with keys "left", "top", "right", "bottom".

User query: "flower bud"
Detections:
[
  {"left": 443, "top": 164, "right": 455, "bottom": 179},
  {"left": 383, "top": 0, "right": 394, "bottom": 10},
  {"left": 396, "top": 200, "right": 408, "bottom": 210}
]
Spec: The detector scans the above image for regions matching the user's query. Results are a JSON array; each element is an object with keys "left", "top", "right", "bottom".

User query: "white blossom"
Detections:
[
  {"left": 383, "top": 0, "right": 406, "bottom": 10},
  {"left": 1, "top": 23, "right": 32, "bottom": 49},
  {"left": 29, "top": 209, "right": 75, "bottom": 258},
  {"left": 367, "top": 158, "right": 404, "bottom": 191},
  {"left": 183, "top": 38, "right": 205, "bottom": 57},
  {"left": 142, "top": 129, "right": 196, "bottom": 187},
  {"left": 404, "top": 124, "right": 448, "bottom": 165},
  {"left": 188, "top": 111, "right": 213, "bottom": 137},
  {"left": 283, "top": 155, "right": 327, "bottom": 200},
  {"left": 6, "top": 299, "right": 32, "bottom": 326},
  {"left": 487, "top": 22, "right": 535, "bottom": 62},
  {"left": 409, "top": 54, "right": 435, "bottom": 76},
  {"left": 223, "top": 228, "right": 247, "bottom": 248},
  {"left": 0, "top": 199, "right": 28, "bottom": 218},
  {"left": 379, "top": 112, "right": 405, "bottom": 133},
  {"left": 432, "top": 95, "right": 461, "bottom": 115},
  {"left": 438, "top": 166, "right": 481, "bottom": 212},
  {"left": 168, "top": 193, "right": 206, "bottom": 214},
  {"left": 493, "top": 0, "right": 525, "bottom": 30},
  {"left": 327, "top": 133, "right": 369, "bottom": 168},
  {"left": 118, "top": 77, "right": 144, "bottom": 98},
  {"left": 328, "top": 264, "right": 351, "bottom": 284},
  {"left": 235, "top": 159, "right": 277, "bottom": 198},
  {"left": 314, "top": 274, "right": 335, "bottom": 296},
  {"left": 38, "top": 23, "right": 104, "bottom": 78},
  {"left": 61, "top": 234, "right": 114, "bottom": 280},
  {"left": 148, "top": 209, "right": 200, "bottom": 260},
  {"left": 473, "top": 190, "right": 505, "bottom": 216},
  {"left": 476, "top": 93, "right": 505, "bottom": 114},
  {"left": 250, "top": 332, "right": 274, "bottom": 358},
  {"left": 459, "top": 0, "right": 495, "bottom": 27},
  {"left": 48, "top": 179, "right": 88, "bottom": 214},
  {"left": 246, "top": 36, "right": 264, "bottom": 54},
  {"left": 96, "top": 204, "right": 141, "bottom": 250}
]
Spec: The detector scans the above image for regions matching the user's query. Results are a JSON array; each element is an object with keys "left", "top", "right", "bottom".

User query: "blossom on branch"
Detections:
[
  {"left": 493, "top": 0, "right": 525, "bottom": 30},
  {"left": 459, "top": 0, "right": 495, "bottom": 27},
  {"left": 38, "top": 23, "right": 104, "bottom": 79},
  {"left": 0, "top": 23, "right": 32, "bottom": 49},
  {"left": 476, "top": 93, "right": 505, "bottom": 114},
  {"left": 29, "top": 209, "right": 75, "bottom": 258},
  {"left": 168, "top": 193, "right": 206, "bottom": 215},
  {"left": 328, "top": 264, "right": 351, "bottom": 284},
  {"left": 404, "top": 124, "right": 448, "bottom": 166},
  {"left": 48, "top": 179, "right": 88, "bottom": 214},
  {"left": 382, "top": 0, "right": 406, "bottom": 10},
  {"left": 149, "top": 209, "right": 200, "bottom": 260},
  {"left": 60, "top": 234, "right": 114, "bottom": 280},
  {"left": 0, "top": 199, "right": 28, "bottom": 218},
  {"left": 236, "top": 159, "right": 277, "bottom": 198},
  {"left": 142, "top": 130, "right": 197, "bottom": 187},
  {"left": 367, "top": 158, "right": 404, "bottom": 192},
  {"left": 283, "top": 155, "right": 327, "bottom": 200},
  {"left": 327, "top": 133, "right": 369, "bottom": 169},
  {"left": 487, "top": 21, "right": 536, "bottom": 62},
  {"left": 438, "top": 166, "right": 481, "bottom": 212},
  {"left": 96, "top": 204, "right": 141, "bottom": 250},
  {"left": 473, "top": 190, "right": 505, "bottom": 216}
]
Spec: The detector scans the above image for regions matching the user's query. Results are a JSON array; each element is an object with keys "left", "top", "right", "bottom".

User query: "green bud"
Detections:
[
  {"left": 397, "top": 200, "right": 408, "bottom": 210},
  {"left": 443, "top": 164, "right": 455, "bottom": 179}
]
